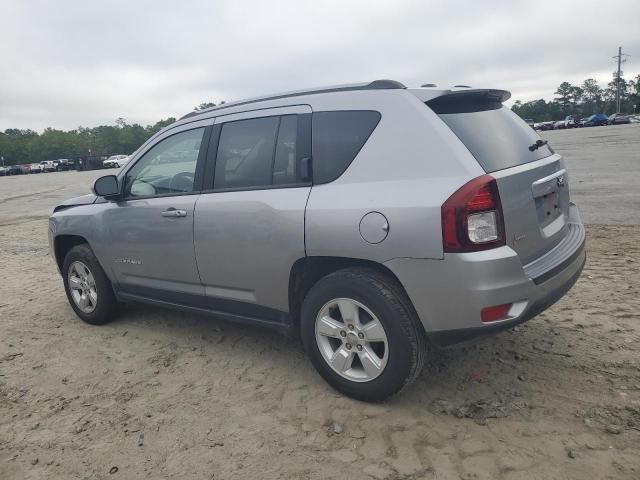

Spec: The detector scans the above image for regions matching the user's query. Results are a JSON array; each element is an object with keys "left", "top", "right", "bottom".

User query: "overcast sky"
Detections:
[{"left": 1, "top": 0, "right": 638, "bottom": 131}]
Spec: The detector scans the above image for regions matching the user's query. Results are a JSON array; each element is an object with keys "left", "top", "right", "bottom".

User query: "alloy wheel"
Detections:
[
  {"left": 315, "top": 298, "right": 389, "bottom": 382},
  {"left": 68, "top": 261, "right": 98, "bottom": 313}
]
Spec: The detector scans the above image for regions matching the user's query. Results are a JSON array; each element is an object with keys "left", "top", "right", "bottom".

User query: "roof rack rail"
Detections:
[{"left": 179, "top": 79, "right": 406, "bottom": 120}]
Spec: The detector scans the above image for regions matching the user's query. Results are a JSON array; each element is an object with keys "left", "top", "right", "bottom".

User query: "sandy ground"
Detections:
[{"left": 1, "top": 126, "right": 639, "bottom": 479}]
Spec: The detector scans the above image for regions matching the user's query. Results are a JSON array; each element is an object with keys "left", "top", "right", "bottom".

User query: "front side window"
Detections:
[
  {"left": 214, "top": 115, "right": 299, "bottom": 190},
  {"left": 124, "top": 128, "right": 204, "bottom": 198}
]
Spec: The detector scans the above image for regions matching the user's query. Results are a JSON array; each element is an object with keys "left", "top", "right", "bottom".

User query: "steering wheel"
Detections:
[{"left": 169, "top": 171, "right": 195, "bottom": 193}]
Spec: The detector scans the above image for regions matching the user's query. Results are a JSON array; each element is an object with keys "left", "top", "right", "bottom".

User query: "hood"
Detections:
[{"left": 53, "top": 194, "right": 98, "bottom": 212}]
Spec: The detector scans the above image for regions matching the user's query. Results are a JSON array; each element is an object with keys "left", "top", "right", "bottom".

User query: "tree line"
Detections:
[
  {"left": 0, "top": 117, "right": 179, "bottom": 167},
  {"left": 511, "top": 75, "right": 640, "bottom": 122},
  {"left": 0, "top": 101, "right": 224, "bottom": 167},
  {"left": 2, "top": 79, "right": 638, "bottom": 167}
]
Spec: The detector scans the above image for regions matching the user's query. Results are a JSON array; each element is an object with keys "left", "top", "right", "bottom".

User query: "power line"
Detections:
[{"left": 612, "top": 46, "right": 631, "bottom": 113}]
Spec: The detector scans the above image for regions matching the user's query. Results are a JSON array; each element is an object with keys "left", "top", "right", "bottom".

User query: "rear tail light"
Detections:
[
  {"left": 481, "top": 303, "right": 512, "bottom": 322},
  {"left": 442, "top": 174, "right": 505, "bottom": 252}
]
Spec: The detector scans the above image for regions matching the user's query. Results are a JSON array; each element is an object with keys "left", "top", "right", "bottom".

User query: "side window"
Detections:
[
  {"left": 125, "top": 128, "right": 205, "bottom": 198},
  {"left": 273, "top": 115, "right": 297, "bottom": 185},
  {"left": 213, "top": 115, "right": 300, "bottom": 190},
  {"left": 214, "top": 117, "right": 278, "bottom": 189},
  {"left": 312, "top": 111, "right": 381, "bottom": 184}
]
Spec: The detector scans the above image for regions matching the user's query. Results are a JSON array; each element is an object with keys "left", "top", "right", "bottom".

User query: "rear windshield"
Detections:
[{"left": 427, "top": 95, "right": 553, "bottom": 173}]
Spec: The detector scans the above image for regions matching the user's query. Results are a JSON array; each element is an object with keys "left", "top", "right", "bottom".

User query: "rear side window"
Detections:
[
  {"left": 428, "top": 95, "right": 553, "bottom": 173},
  {"left": 312, "top": 111, "right": 381, "bottom": 184},
  {"left": 273, "top": 115, "right": 297, "bottom": 185}
]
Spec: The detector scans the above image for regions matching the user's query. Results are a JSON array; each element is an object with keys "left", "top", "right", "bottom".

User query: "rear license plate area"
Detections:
[{"left": 536, "top": 191, "right": 562, "bottom": 227}]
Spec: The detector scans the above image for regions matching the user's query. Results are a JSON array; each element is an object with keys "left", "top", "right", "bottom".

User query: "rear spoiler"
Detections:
[
  {"left": 425, "top": 89, "right": 511, "bottom": 114},
  {"left": 409, "top": 88, "right": 511, "bottom": 105},
  {"left": 439, "top": 89, "right": 510, "bottom": 102}
]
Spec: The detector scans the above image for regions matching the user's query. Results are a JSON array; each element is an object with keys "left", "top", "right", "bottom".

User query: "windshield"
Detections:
[{"left": 427, "top": 95, "right": 553, "bottom": 173}]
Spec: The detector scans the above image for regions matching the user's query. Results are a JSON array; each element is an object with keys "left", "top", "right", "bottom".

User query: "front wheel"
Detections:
[
  {"left": 62, "top": 244, "right": 117, "bottom": 325},
  {"left": 300, "top": 268, "right": 428, "bottom": 402}
]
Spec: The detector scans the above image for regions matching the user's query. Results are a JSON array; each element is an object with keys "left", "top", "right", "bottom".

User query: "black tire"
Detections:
[
  {"left": 62, "top": 244, "right": 117, "bottom": 325},
  {"left": 300, "top": 268, "right": 428, "bottom": 402}
]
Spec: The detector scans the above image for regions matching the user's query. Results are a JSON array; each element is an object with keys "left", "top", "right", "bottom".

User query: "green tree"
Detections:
[
  {"left": 0, "top": 117, "right": 177, "bottom": 165},
  {"left": 569, "top": 86, "right": 583, "bottom": 112},
  {"left": 604, "top": 77, "right": 628, "bottom": 114},
  {"left": 581, "top": 78, "right": 603, "bottom": 114},
  {"left": 195, "top": 102, "right": 216, "bottom": 111},
  {"left": 553, "top": 82, "right": 574, "bottom": 113},
  {"left": 628, "top": 74, "right": 640, "bottom": 113}
]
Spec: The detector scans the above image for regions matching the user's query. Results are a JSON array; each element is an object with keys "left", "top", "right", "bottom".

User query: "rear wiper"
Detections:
[{"left": 529, "top": 139, "right": 548, "bottom": 151}]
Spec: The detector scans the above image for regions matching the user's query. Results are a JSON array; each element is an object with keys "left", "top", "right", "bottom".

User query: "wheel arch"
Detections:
[
  {"left": 288, "top": 256, "right": 420, "bottom": 329},
  {"left": 54, "top": 234, "right": 89, "bottom": 272}
]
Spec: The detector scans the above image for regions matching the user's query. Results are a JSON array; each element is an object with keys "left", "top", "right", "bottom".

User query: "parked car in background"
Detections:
[
  {"left": 7, "top": 165, "right": 24, "bottom": 175},
  {"left": 30, "top": 163, "right": 44, "bottom": 173},
  {"left": 629, "top": 115, "right": 640, "bottom": 124},
  {"left": 50, "top": 81, "right": 585, "bottom": 401},
  {"left": 564, "top": 115, "right": 582, "bottom": 128},
  {"left": 524, "top": 118, "right": 534, "bottom": 128},
  {"left": 40, "top": 160, "right": 56, "bottom": 172},
  {"left": 20, "top": 164, "right": 31, "bottom": 174},
  {"left": 56, "top": 159, "right": 72, "bottom": 171},
  {"left": 553, "top": 120, "right": 566, "bottom": 129},
  {"left": 0, "top": 166, "right": 7, "bottom": 176},
  {"left": 103, "top": 155, "right": 130, "bottom": 168},
  {"left": 535, "top": 121, "right": 554, "bottom": 131},
  {"left": 608, "top": 113, "right": 630, "bottom": 125},
  {"left": 584, "top": 114, "right": 609, "bottom": 127}
]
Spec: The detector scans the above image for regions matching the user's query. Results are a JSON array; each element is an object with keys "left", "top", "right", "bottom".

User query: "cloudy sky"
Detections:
[{"left": 1, "top": 0, "right": 638, "bottom": 131}]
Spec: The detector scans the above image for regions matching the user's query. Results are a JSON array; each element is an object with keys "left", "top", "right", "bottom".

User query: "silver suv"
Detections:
[{"left": 49, "top": 80, "right": 585, "bottom": 401}]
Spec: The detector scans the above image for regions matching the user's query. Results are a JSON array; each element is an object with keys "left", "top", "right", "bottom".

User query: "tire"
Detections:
[
  {"left": 62, "top": 244, "right": 117, "bottom": 325},
  {"left": 300, "top": 268, "right": 428, "bottom": 402}
]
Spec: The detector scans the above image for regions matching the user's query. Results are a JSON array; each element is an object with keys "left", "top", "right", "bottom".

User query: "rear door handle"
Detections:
[{"left": 161, "top": 208, "right": 187, "bottom": 218}]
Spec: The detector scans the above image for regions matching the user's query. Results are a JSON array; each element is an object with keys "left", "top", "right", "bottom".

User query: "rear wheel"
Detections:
[
  {"left": 300, "top": 268, "right": 427, "bottom": 402},
  {"left": 62, "top": 244, "right": 117, "bottom": 325}
]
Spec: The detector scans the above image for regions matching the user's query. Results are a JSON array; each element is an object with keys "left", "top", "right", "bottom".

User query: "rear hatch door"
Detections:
[{"left": 427, "top": 90, "right": 571, "bottom": 265}]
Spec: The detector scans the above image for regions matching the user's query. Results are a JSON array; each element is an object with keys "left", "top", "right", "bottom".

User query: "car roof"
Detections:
[
  {"left": 177, "top": 80, "right": 510, "bottom": 123},
  {"left": 179, "top": 80, "right": 407, "bottom": 121}
]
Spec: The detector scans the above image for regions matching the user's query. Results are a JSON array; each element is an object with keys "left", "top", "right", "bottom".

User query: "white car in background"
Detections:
[
  {"left": 103, "top": 155, "right": 130, "bottom": 168},
  {"left": 40, "top": 160, "right": 56, "bottom": 172},
  {"left": 30, "top": 163, "right": 44, "bottom": 173}
]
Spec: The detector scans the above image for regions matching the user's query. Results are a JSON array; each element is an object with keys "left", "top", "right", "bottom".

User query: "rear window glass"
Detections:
[
  {"left": 312, "top": 111, "right": 381, "bottom": 184},
  {"left": 428, "top": 96, "right": 553, "bottom": 173}
]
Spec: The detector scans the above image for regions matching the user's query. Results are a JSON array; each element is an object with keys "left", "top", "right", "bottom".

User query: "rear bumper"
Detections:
[{"left": 385, "top": 206, "right": 586, "bottom": 347}]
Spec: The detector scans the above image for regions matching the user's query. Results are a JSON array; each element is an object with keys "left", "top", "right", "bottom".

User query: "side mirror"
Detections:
[{"left": 93, "top": 175, "right": 120, "bottom": 199}]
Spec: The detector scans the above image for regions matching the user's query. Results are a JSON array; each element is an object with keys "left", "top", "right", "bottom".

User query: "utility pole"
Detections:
[{"left": 612, "top": 46, "right": 630, "bottom": 113}]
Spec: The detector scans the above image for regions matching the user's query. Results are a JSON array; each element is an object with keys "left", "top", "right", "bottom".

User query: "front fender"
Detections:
[{"left": 49, "top": 203, "right": 116, "bottom": 282}]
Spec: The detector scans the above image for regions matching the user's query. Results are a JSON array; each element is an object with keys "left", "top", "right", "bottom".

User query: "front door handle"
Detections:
[{"left": 161, "top": 208, "right": 187, "bottom": 218}]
